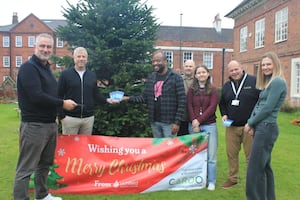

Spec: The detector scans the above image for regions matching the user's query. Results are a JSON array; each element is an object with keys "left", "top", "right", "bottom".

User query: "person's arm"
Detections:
[
  {"left": 19, "top": 63, "right": 63, "bottom": 107},
  {"left": 247, "top": 78, "right": 286, "bottom": 127}
]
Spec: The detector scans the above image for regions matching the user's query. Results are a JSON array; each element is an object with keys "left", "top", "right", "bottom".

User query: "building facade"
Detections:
[
  {"left": 226, "top": 0, "right": 300, "bottom": 106},
  {"left": 0, "top": 12, "right": 233, "bottom": 98}
]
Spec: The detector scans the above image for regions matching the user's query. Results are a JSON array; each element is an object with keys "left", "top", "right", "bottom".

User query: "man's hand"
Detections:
[{"left": 63, "top": 99, "right": 77, "bottom": 110}]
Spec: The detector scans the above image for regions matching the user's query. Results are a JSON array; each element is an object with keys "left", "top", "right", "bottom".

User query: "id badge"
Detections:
[{"left": 231, "top": 99, "right": 240, "bottom": 106}]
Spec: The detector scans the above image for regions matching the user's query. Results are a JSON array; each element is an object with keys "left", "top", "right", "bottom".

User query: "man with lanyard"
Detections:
[{"left": 219, "top": 60, "right": 260, "bottom": 188}]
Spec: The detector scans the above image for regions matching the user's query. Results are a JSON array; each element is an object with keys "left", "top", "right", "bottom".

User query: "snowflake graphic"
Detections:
[
  {"left": 166, "top": 139, "right": 174, "bottom": 146},
  {"left": 57, "top": 148, "right": 66, "bottom": 156},
  {"left": 74, "top": 136, "right": 80, "bottom": 142},
  {"left": 189, "top": 144, "right": 197, "bottom": 154}
]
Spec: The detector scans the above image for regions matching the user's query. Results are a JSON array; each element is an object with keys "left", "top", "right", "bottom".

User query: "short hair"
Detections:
[
  {"left": 73, "top": 47, "right": 88, "bottom": 58},
  {"left": 35, "top": 33, "right": 54, "bottom": 46}
]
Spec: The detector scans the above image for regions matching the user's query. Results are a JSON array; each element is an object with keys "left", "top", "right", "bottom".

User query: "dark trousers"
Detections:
[
  {"left": 246, "top": 122, "right": 279, "bottom": 200},
  {"left": 178, "top": 121, "right": 189, "bottom": 136},
  {"left": 13, "top": 122, "right": 58, "bottom": 200}
]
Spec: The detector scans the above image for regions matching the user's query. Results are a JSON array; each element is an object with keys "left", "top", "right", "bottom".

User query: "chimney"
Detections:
[
  {"left": 213, "top": 13, "right": 222, "bottom": 33},
  {"left": 12, "top": 12, "right": 18, "bottom": 24}
]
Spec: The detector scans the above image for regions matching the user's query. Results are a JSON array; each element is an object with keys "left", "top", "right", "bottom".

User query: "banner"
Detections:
[{"left": 45, "top": 133, "right": 208, "bottom": 194}]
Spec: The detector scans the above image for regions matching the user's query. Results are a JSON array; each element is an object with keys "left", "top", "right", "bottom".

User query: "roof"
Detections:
[
  {"left": 157, "top": 26, "right": 233, "bottom": 43},
  {"left": 225, "top": 0, "right": 266, "bottom": 19},
  {"left": 0, "top": 17, "right": 233, "bottom": 43}
]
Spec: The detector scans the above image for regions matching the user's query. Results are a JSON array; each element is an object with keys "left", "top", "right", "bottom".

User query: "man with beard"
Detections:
[
  {"left": 14, "top": 33, "right": 77, "bottom": 200},
  {"left": 178, "top": 59, "right": 196, "bottom": 135},
  {"left": 122, "top": 50, "right": 186, "bottom": 138}
]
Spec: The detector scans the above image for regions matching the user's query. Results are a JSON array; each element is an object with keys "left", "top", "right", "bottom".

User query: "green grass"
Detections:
[{"left": 0, "top": 103, "right": 299, "bottom": 200}]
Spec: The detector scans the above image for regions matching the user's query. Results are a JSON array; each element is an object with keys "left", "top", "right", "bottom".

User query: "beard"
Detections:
[{"left": 153, "top": 64, "right": 165, "bottom": 73}]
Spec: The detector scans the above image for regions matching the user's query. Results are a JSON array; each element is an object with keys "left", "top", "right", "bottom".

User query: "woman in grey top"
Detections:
[{"left": 244, "top": 52, "right": 287, "bottom": 200}]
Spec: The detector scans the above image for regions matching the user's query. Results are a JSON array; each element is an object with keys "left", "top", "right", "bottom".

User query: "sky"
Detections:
[{"left": 0, "top": 0, "right": 243, "bottom": 28}]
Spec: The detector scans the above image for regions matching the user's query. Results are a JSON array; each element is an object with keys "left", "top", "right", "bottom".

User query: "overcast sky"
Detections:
[{"left": 0, "top": 0, "right": 242, "bottom": 28}]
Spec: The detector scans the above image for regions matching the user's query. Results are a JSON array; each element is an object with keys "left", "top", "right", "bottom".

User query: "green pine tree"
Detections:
[{"left": 55, "top": 0, "right": 159, "bottom": 137}]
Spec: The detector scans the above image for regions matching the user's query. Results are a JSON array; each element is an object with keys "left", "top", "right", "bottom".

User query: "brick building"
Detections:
[
  {"left": 226, "top": 0, "right": 300, "bottom": 106},
  {"left": 0, "top": 12, "right": 233, "bottom": 98}
]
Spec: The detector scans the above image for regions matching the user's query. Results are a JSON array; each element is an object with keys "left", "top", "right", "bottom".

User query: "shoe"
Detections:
[
  {"left": 221, "top": 180, "right": 237, "bottom": 189},
  {"left": 207, "top": 183, "right": 215, "bottom": 191},
  {"left": 35, "top": 193, "right": 62, "bottom": 200}
]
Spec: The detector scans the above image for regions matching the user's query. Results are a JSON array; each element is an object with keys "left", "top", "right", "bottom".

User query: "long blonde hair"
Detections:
[{"left": 256, "top": 52, "right": 285, "bottom": 90}]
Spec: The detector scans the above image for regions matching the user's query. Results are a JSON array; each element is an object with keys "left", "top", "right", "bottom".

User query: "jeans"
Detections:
[
  {"left": 189, "top": 122, "right": 218, "bottom": 184},
  {"left": 246, "top": 122, "right": 278, "bottom": 200},
  {"left": 150, "top": 121, "right": 175, "bottom": 138}
]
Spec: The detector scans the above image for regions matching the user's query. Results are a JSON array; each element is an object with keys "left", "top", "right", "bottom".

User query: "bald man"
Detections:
[
  {"left": 178, "top": 59, "right": 196, "bottom": 135},
  {"left": 219, "top": 60, "right": 260, "bottom": 189}
]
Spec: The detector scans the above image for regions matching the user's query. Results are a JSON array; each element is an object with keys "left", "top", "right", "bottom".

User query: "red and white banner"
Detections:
[{"left": 48, "top": 134, "right": 208, "bottom": 194}]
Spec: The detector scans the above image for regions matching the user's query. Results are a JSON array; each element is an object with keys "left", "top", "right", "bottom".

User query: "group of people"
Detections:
[{"left": 13, "top": 33, "right": 287, "bottom": 200}]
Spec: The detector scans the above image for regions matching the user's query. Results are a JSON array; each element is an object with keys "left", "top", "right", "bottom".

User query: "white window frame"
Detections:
[
  {"left": 275, "top": 7, "right": 288, "bottom": 43},
  {"left": 15, "top": 36, "right": 22, "bottom": 47},
  {"left": 3, "top": 56, "right": 10, "bottom": 67},
  {"left": 183, "top": 52, "right": 193, "bottom": 63},
  {"left": 163, "top": 51, "right": 173, "bottom": 68},
  {"left": 28, "top": 36, "right": 35, "bottom": 47},
  {"left": 3, "top": 76, "right": 9, "bottom": 82},
  {"left": 240, "top": 26, "right": 248, "bottom": 52},
  {"left": 16, "top": 56, "right": 22, "bottom": 67},
  {"left": 291, "top": 58, "right": 300, "bottom": 98},
  {"left": 57, "top": 38, "right": 64, "bottom": 48},
  {"left": 255, "top": 18, "right": 265, "bottom": 48},
  {"left": 3, "top": 36, "right": 10, "bottom": 47},
  {"left": 203, "top": 52, "right": 213, "bottom": 69}
]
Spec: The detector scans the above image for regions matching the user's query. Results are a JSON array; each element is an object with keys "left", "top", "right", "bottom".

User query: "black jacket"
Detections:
[
  {"left": 17, "top": 55, "right": 63, "bottom": 123},
  {"left": 57, "top": 67, "right": 107, "bottom": 119},
  {"left": 219, "top": 73, "right": 260, "bottom": 126}
]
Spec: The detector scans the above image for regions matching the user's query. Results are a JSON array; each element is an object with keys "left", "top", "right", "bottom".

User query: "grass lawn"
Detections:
[{"left": 0, "top": 103, "right": 299, "bottom": 200}]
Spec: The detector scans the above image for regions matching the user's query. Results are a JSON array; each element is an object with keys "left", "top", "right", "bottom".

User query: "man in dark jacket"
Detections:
[
  {"left": 219, "top": 60, "right": 260, "bottom": 189},
  {"left": 123, "top": 50, "right": 186, "bottom": 138},
  {"left": 57, "top": 47, "right": 111, "bottom": 135},
  {"left": 14, "top": 33, "right": 77, "bottom": 200}
]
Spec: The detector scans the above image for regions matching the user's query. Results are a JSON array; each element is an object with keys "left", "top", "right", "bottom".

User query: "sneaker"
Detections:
[
  {"left": 35, "top": 193, "right": 62, "bottom": 200},
  {"left": 221, "top": 180, "right": 237, "bottom": 189},
  {"left": 207, "top": 183, "right": 215, "bottom": 191}
]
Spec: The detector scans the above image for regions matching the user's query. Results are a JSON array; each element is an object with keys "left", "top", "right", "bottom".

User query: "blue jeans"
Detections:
[
  {"left": 150, "top": 122, "right": 175, "bottom": 138},
  {"left": 246, "top": 122, "right": 278, "bottom": 200},
  {"left": 189, "top": 122, "right": 218, "bottom": 184}
]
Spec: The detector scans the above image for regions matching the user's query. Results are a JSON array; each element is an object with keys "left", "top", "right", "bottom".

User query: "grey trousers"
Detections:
[
  {"left": 13, "top": 122, "right": 58, "bottom": 200},
  {"left": 246, "top": 122, "right": 279, "bottom": 200}
]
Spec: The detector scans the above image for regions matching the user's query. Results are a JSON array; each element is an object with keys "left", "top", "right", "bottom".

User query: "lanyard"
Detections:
[{"left": 231, "top": 74, "right": 247, "bottom": 99}]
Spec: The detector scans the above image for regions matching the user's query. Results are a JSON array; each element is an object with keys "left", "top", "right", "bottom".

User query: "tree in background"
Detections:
[{"left": 55, "top": 0, "right": 159, "bottom": 137}]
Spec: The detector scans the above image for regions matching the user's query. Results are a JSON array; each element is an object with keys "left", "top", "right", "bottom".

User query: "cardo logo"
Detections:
[{"left": 169, "top": 176, "right": 204, "bottom": 185}]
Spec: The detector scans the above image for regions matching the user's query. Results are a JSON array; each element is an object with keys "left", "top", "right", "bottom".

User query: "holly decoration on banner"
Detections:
[{"left": 29, "top": 164, "right": 67, "bottom": 190}]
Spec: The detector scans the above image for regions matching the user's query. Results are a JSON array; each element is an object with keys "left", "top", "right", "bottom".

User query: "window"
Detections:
[
  {"left": 3, "top": 36, "right": 10, "bottom": 47},
  {"left": 255, "top": 18, "right": 265, "bottom": 48},
  {"left": 3, "top": 76, "right": 9, "bottom": 82},
  {"left": 16, "top": 56, "right": 22, "bottom": 67},
  {"left": 3, "top": 56, "right": 10, "bottom": 67},
  {"left": 15, "top": 36, "right": 22, "bottom": 47},
  {"left": 57, "top": 38, "right": 64, "bottom": 48},
  {"left": 203, "top": 52, "right": 213, "bottom": 69},
  {"left": 240, "top": 26, "right": 248, "bottom": 52},
  {"left": 28, "top": 36, "right": 35, "bottom": 47},
  {"left": 291, "top": 58, "right": 300, "bottom": 98},
  {"left": 163, "top": 51, "right": 173, "bottom": 68},
  {"left": 183, "top": 52, "right": 193, "bottom": 63},
  {"left": 275, "top": 7, "right": 288, "bottom": 43}
]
